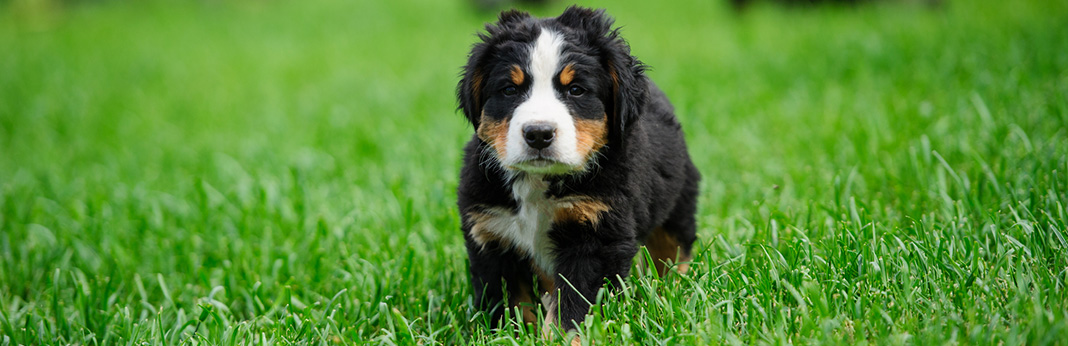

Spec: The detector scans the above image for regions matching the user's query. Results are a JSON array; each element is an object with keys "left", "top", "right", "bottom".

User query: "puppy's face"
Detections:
[
  {"left": 477, "top": 29, "right": 609, "bottom": 175},
  {"left": 459, "top": 8, "right": 645, "bottom": 176}
]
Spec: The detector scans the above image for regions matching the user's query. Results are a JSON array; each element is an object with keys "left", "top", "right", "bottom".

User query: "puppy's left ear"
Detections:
[
  {"left": 557, "top": 6, "right": 648, "bottom": 141},
  {"left": 603, "top": 34, "right": 647, "bottom": 142}
]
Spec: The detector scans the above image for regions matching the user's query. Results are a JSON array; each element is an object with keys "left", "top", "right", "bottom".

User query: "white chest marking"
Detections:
[{"left": 470, "top": 176, "right": 557, "bottom": 274}]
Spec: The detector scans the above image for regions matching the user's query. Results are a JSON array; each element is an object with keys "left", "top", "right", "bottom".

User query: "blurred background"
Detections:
[{"left": 1, "top": 0, "right": 1066, "bottom": 344}]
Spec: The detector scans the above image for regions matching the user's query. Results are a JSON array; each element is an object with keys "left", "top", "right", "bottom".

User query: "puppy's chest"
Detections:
[{"left": 467, "top": 178, "right": 609, "bottom": 275}]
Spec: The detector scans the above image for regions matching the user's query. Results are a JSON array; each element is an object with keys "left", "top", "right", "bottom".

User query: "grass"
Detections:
[{"left": 1, "top": 0, "right": 1066, "bottom": 344}]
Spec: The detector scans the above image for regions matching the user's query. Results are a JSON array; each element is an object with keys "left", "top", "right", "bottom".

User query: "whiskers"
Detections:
[
  {"left": 581, "top": 141, "right": 609, "bottom": 176},
  {"left": 477, "top": 143, "right": 510, "bottom": 177}
]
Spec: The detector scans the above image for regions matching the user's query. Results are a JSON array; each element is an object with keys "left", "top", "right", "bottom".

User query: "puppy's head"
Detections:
[{"left": 458, "top": 6, "right": 647, "bottom": 176}]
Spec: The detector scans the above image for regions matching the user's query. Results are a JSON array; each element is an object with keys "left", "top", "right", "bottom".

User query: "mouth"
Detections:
[{"left": 508, "top": 157, "right": 575, "bottom": 175}]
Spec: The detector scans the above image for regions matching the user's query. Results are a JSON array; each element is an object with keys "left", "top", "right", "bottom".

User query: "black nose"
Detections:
[{"left": 522, "top": 123, "right": 555, "bottom": 150}]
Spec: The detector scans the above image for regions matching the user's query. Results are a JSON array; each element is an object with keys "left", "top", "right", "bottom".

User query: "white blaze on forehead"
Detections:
[
  {"left": 504, "top": 29, "right": 582, "bottom": 171},
  {"left": 529, "top": 29, "right": 565, "bottom": 87}
]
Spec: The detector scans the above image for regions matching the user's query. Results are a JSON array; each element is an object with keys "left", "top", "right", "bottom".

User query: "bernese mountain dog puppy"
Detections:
[{"left": 456, "top": 6, "right": 701, "bottom": 335}]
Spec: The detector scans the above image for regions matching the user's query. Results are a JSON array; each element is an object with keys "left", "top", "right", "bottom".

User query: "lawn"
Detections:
[{"left": 1, "top": 0, "right": 1066, "bottom": 344}]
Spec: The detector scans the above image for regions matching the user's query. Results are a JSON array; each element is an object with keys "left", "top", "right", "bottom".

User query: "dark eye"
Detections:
[
  {"left": 501, "top": 86, "right": 518, "bottom": 96},
  {"left": 567, "top": 85, "right": 586, "bottom": 96}
]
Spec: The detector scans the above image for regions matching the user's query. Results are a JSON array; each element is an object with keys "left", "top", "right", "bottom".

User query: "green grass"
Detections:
[{"left": 2, "top": 0, "right": 1067, "bottom": 344}]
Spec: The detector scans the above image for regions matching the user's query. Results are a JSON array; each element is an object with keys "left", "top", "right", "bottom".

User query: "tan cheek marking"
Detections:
[
  {"left": 644, "top": 227, "right": 693, "bottom": 277},
  {"left": 574, "top": 115, "right": 608, "bottom": 159},
  {"left": 553, "top": 196, "right": 610, "bottom": 226},
  {"left": 476, "top": 111, "right": 509, "bottom": 159},
  {"left": 510, "top": 64, "right": 524, "bottom": 85},
  {"left": 559, "top": 63, "right": 576, "bottom": 85}
]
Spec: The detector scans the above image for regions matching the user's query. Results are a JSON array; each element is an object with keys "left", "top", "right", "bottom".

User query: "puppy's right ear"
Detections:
[
  {"left": 457, "top": 10, "right": 533, "bottom": 127},
  {"left": 457, "top": 42, "right": 489, "bottom": 127}
]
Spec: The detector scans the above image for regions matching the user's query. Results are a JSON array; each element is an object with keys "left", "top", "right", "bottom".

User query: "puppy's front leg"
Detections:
[
  {"left": 544, "top": 222, "right": 638, "bottom": 333},
  {"left": 464, "top": 234, "right": 534, "bottom": 328}
]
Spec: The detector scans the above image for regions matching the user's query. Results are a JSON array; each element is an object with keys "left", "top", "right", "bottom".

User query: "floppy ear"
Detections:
[
  {"left": 457, "top": 42, "right": 489, "bottom": 127},
  {"left": 556, "top": 6, "right": 647, "bottom": 141},
  {"left": 604, "top": 37, "right": 647, "bottom": 142},
  {"left": 457, "top": 10, "right": 534, "bottom": 127}
]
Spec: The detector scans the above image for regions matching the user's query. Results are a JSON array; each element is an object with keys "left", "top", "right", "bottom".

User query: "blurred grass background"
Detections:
[{"left": 1, "top": 0, "right": 1066, "bottom": 344}]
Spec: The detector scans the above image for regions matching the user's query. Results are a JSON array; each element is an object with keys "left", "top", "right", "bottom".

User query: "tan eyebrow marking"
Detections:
[
  {"left": 559, "top": 63, "right": 576, "bottom": 85},
  {"left": 510, "top": 65, "right": 524, "bottom": 85}
]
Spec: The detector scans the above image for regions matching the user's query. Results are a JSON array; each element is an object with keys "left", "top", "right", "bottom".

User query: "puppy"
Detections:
[{"left": 456, "top": 6, "right": 701, "bottom": 334}]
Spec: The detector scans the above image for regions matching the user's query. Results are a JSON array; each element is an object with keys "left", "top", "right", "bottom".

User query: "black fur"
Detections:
[{"left": 456, "top": 6, "right": 700, "bottom": 332}]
